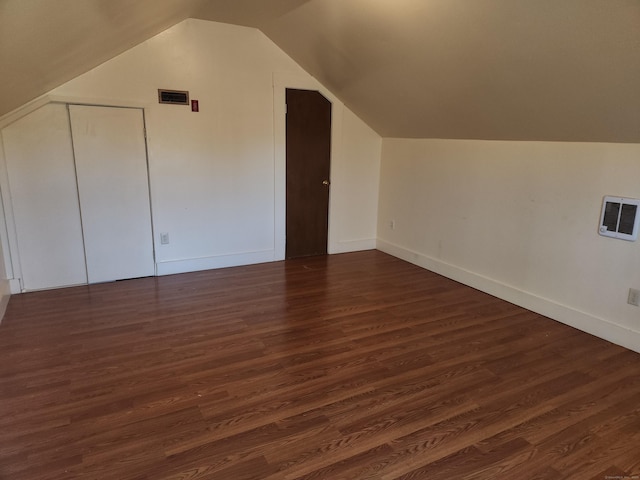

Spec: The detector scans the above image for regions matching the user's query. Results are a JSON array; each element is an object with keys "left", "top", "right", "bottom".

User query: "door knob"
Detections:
[{"left": 322, "top": 180, "right": 330, "bottom": 186}]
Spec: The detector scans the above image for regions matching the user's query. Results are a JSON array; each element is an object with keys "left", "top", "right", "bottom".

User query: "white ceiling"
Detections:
[{"left": 2, "top": 0, "right": 639, "bottom": 142}]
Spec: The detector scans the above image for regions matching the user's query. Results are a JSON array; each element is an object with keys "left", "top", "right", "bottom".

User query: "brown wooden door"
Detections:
[{"left": 286, "top": 89, "right": 332, "bottom": 259}]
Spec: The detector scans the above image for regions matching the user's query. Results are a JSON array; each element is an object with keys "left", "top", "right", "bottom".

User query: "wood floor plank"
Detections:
[{"left": 1, "top": 250, "right": 639, "bottom": 479}]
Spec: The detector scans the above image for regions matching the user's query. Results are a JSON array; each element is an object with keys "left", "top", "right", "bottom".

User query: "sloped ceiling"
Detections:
[
  {"left": 1, "top": 0, "right": 639, "bottom": 142},
  {"left": 0, "top": 0, "right": 204, "bottom": 117}
]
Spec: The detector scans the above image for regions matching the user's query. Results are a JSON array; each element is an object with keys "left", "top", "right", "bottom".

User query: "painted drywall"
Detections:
[
  {"left": 330, "top": 107, "right": 382, "bottom": 253},
  {"left": 378, "top": 139, "right": 640, "bottom": 352},
  {"left": 1, "top": 18, "right": 380, "bottom": 285}
]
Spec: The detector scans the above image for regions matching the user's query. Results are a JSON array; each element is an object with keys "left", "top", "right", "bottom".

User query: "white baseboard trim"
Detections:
[
  {"left": 156, "top": 249, "right": 277, "bottom": 276},
  {"left": 330, "top": 238, "right": 377, "bottom": 254},
  {"left": 376, "top": 239, "right": 640, "bottom": 354},
  {"left": 0, "top": 279, "right": 11, "bottom": 323},
  {"left": 9, "top": 279, "right": 21, "bottom": 294},
  {"left": 0, "top": 294, "right": 9, "bottom": 323}
]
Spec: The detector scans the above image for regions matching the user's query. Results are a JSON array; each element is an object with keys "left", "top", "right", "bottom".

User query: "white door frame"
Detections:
[{"left": 272, "top": 72, "right": 344, "bottom": 260}]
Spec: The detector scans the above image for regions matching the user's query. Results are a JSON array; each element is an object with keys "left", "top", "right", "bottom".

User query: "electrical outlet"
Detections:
[
  {"left": 389, "top": 220, "right": 396, "bottom": 230},
  {"left": 160, "top": 232, "right": 170, "bottom": 245},
  {"left": 628, "top": 288, "right": 640, "bottom": 307}
]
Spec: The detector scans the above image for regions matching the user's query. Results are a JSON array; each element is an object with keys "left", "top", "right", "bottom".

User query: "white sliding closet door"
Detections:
[
  {"left": 2, "top": 103, "right": 87, "bottom": 290},
  {"left": 69, "top": 105, "right": 155, "bottom": 283}
]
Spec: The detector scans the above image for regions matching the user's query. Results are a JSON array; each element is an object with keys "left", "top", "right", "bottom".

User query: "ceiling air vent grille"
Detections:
[
  {"left": 599, "top": 196, "right": 640, "bottom": 241},
  {"left": 158, "top": 89, "right": 189, "bottom": 105}
]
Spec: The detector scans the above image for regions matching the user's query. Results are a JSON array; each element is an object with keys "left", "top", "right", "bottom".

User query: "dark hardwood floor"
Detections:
[{"left": 1, "top": 250, "right": 639, "bottom": 480}]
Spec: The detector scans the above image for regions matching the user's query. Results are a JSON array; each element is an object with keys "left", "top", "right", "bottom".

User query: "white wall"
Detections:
[
  {"left": 331, "top": 108, "right": 382, "bottom": 253},
  {"left": 378, "top": 139, "right": 640, "bottom": 353},
  {"left": 0, "top": 18, "right": 380, "bottom": 286}
]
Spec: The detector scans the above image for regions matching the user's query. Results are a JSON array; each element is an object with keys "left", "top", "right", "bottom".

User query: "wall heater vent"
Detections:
[
  {"left": 158, "top": 89, "right": 189, "bottom": 105},
  {"left": 599, "top": 196, "right": 640, "bottom": 241}
]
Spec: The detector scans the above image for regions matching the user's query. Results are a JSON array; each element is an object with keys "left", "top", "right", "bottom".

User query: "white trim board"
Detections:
[
  {"left": 0, "top": 279, "right": 10, "bottom": 323},
  {"left": 156, "top": 249, "right": 276, "bottom": 276},
  {"left": 0, "top": 94, "right": 151, "bottom": 131},
  {"left": 376, "top": 239, "right": 640, "bottom": 354},
  {"left": 332, "top": 239, "right": 377, "bottom": 254}
]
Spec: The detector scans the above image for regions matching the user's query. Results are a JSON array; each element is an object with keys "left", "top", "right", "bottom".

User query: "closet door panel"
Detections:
[
  {"left": 2, "top": 103, "right": 87, "bottom": 290},
  {"left": 69, "top": 105, "right": 154, "bottom": 283}
]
